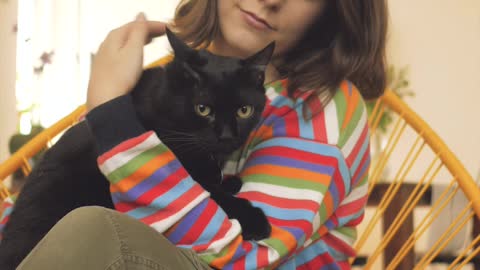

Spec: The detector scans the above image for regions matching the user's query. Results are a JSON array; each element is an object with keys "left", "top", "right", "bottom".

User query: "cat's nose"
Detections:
[{"left": 219, "top": 125, "right": 235, "bottom": 140}]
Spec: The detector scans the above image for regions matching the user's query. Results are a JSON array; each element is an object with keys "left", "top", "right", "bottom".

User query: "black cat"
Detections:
[{"left": 0, "top": 29, "right": 274, "bottom": 270}]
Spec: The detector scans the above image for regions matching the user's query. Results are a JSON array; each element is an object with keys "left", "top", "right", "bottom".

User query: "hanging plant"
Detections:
[{"left": 366, "top": 65, "right": 415, "bottom": 134}]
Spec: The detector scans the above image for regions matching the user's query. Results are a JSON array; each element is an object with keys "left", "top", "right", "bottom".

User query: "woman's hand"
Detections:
[{"left": 86, "top": 13, "right": 166, "bottom": 111}]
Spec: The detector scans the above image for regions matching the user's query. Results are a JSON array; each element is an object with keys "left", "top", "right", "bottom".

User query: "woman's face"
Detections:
[{"left": 215, "top": 0, "right": 326, "bottom": 59}]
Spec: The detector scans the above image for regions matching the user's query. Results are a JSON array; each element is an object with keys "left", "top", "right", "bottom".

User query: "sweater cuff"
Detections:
[{"left": 86, "top": 95, "right": 146, "bottom": 154}]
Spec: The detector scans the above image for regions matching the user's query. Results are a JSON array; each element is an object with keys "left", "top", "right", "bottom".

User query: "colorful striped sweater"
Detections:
[{"left": 0, "top": 79, "right": 370, "bottom": 269}]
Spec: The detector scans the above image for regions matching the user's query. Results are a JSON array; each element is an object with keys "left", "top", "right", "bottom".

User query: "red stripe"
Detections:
[
  {"left": 98, "top": 131, "right": 154, "bottom": 165},
  {"left": 136, "top": 167, "right": 189, "bottom": 205},
  {"left": 257, "top": 246, "right": 269, "bottom": 268},
  {"left": 115, "top": 201, "right": 138, "bottom": 213},
  {"left": 0, "top": 216, "right": 9, "bottom": 225},
  {"left": 297, "top": 252, "right": 336, "bottom": 270},
  {"left": 268, "top": 217, "right": 313, "bottom": 237},
  {"left": 346, "top": 123, "right": 369, "bottom": 165},
  {"left": 192, "top": 216, "right": 232, "bottom": 252},
  {"left": 332, "top": 162, "right": 346, "bottom": 202},
  {"left": 238, "top": 191, "right": 319, "bottom": 212},
  {"left": 178, "top": 200, "right": 217, "bottom": 245},
  {"left": 283, "top": 109, "right": 300, "bottom": 137},
  {"left": 309, "top": 97, "right": 328, "bottom": 143},
  {"left": 140, "top": 184, "right": 205, "bottom": 225},
  {"left": 247, "top": 146, "right": 340, "bottom": 169},
  {"left": 323, "top": 233, "right": 357, "bottom": 257},
  {"left": 336, "top": 196, "right": 367, "bottom": 217},
  {"left": 351, "top": 147, "right": 370, "bottom": 187},
  {"left": 233, "top": 254, "right": 246, "bottom": 270}
]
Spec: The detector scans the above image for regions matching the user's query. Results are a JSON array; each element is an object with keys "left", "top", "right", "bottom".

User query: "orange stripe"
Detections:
[
  {"left": 340, "top": 82, "right": 360, "bottom": 130},
  {"left": 210, "top": 235, "right": 243, "bottom": 269},
  {"left": 257, "top": 125, "right": 273, "bottom": 141},
  {"left": 243, "top": 164, "right": 331, "bottom": 185},
  {"left": 114, "top": 151, "right": 176, "bottom": 192},
  {"left": 268, "top": 226, "right": 298, "bottom": 269}
]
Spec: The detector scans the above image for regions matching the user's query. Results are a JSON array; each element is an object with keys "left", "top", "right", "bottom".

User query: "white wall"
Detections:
[
  {"left": 0, "top": 0, "right": 18, "bottom": 163},
  {"left": 387, "top": 0, "right": 480, "bottom": 179}
]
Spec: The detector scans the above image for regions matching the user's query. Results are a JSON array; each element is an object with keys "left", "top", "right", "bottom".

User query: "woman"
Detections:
[{"left": 18, "top": 0, "right": 387, "bottom": 269}]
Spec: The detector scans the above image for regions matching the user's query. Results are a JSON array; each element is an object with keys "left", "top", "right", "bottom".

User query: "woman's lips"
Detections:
[{"left": 240, "top": 9, "right": 275, "bottom": 31}]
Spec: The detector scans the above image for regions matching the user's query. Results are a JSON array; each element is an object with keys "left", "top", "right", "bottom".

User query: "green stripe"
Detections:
[
  {"left": 335, "top": 226, "right": 357, "bottom": 240},
  {"left": 333, "top": 90, "right": 347, "bottom": 131},
  {"left": 106, "top": 144, "right": 169, "bottom": 184},
  {"left": 262, "top": 237, "right": 289, "bottom": 256},
  {"left": 243, "top": 174, "right": 329, "bottom": 194},
  {"left": 199, "top": 244, "right": 231, "bottom": 264},
  {"left": 337, "top": 103, "right": 364, "bottom": 148},
  {"left": 318, "top": 201, "right": 328, "bottom": 221}
]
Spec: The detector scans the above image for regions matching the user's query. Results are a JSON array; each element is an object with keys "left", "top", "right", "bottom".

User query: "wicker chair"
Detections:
[{"left": 0, "top": 60, "right": 478, "bottom": 269}]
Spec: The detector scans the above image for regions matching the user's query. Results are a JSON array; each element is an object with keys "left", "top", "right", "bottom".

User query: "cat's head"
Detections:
[{"left": 135, "top": 28, "right": 274, "bottom": 163}]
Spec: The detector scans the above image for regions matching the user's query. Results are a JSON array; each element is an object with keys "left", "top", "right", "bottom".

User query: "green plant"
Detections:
[{"left": 366, "top": 65, "right": 414, "bottom": 134}]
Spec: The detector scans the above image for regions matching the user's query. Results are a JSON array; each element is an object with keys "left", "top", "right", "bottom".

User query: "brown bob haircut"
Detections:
[{"left": 171, "top": 0, "right": 388, "bottom": 105}]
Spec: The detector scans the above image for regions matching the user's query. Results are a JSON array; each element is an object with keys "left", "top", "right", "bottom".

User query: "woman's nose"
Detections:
[{"left": 258, "top": 0, "right": 286, "bottom": 11}]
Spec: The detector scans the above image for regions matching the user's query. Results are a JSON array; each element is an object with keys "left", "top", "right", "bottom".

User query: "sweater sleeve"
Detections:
[{"left": 85, "top": 91, "right": 363, "bottom": 269}]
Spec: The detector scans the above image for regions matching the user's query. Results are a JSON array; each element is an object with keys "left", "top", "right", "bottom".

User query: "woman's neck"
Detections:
[{"left": 210, "top": 40, "right": 281, "bottom": 84}]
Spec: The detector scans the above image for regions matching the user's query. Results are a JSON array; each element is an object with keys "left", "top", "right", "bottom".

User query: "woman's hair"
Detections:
[{"left": 172, "top": 0, "right": 388, "bottom": 104}]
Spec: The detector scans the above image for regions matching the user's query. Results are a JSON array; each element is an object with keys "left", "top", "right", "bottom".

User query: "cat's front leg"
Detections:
[
  {"left": 210, "top": 189, "right": 271, "bottom": 240},
  {"left": 220, "top": 175, "right": 243, "bottom": 194}
]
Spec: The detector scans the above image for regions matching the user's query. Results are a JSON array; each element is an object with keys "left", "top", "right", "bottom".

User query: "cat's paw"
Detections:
[
  {"left": 221, "top": 176, "right": 243, "bottom": 194},
  {"left": 235, "top": 199, "right": 271, "bottom": 240}
]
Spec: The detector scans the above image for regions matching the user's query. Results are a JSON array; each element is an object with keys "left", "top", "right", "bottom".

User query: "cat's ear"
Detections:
[
  {"left": 244, "top": 42, "right": 275, "bottom": 70},
  {"left": 166, "top": 27, "right": 193, "bottom": 60}
]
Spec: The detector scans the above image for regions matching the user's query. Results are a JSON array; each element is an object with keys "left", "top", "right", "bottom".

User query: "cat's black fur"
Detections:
[{"left": 0, "top": 29, "right": 274, "bottom": 270}]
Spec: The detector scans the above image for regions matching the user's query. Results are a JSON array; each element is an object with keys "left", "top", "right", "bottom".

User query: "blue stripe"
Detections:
[
  {"left": 113, "top": 159, "right": 182, "bottom": 203},
  {"left": 246, "top": 155, "right": 335, "bottom": 175},
  {"left": 295, "top": 240, "right": 329, "bottom": 265},
  {"left": 281, "top": 226, "right": 305, "bottom": 242},
  {"left": 125, "top": 176, "right": 195, "bottom": 219},
  {"left": 167, "top": 198, "right": 209, "bottom": 243},
  {"left": 196, "top": 207, "right": 226, "bottom": 244},
  {"left": 255, "top": 137, "right": 351, "bottom": 185},
  {"left": 347, "top": 81, "right": 353, "bottom": 95},
  {"left": 296, "top": 106, "right": 314, "bottom": 139},
  {"left": 251, "top": 201, "right": 315, "bottom": 221},
  {"left": 278, "top": 258, "right": 296, "bottom": 269},
  {"left": 272, "top": 116, "right": 287, "bottom": 137},
  {"left": 268, "top": 95, "right": 295, "bottom": 109},
  {"left": 350, "top": 133, "right": 369, "bottom": 175},
  {"left": 328, "top": 179, "right": 341, "bottom": 209},
  {"left": 244, "top": 245, "right": 259, "bottom": 270},
  {"left": 354, "top": 155, "right": 370, "bottom": 186}
]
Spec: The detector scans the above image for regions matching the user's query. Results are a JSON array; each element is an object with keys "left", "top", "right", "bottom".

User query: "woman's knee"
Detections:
[
  {"left": 60, "top": 206, "right": 112, "bottom": 227},
  {"left": 50, "top": 206, "right": 119, "bottom": 243}
]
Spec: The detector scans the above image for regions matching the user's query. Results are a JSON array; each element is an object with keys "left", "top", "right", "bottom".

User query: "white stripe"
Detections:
[
  {"left": 324, "top": 99, "right": 339, "bottom": 145},
  {"left": 311, "top": 211, "right": 321, "bottom": 232},
  {"left": 340, "top": 108, "right": 367, "bottom": 158},
  {"left": 340, "top": 181, "right": 368, "bottom": 205},
  {"left": 330, "top": 228, "right": 356, "bottom": 246},
  {"left": 257, "top": 240, "right": 281, "bottom": 264},
  {"left": 98, "top": 133, "right": 162, "bottom": 175},
  {"left": 198, "top": 219, "right": 243, "bottom": 255},
  {"left": 303, "top": 238, "right": 313, "bottom": 248},
  {"left": 266, "top": 86, "right": 279, "bottom": 101},
  {"left": 240, "top": 182, "right": 323, "bottom": 202},
  {"left": 149, "top": 192, "right": 209, "bottom": 233}
]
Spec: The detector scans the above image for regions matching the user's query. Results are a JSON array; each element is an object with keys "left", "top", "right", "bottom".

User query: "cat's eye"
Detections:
[
  {"left": 194, "top": 104, "right": 212, "bottom": 117},
  {"left": 237, "top": 106, "right": 254, "bottom": 119}
]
